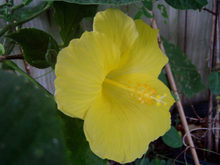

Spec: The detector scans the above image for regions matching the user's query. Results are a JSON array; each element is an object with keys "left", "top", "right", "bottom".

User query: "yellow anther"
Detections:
[
  {"left": 126, "top": 81, "right": 168, "bottom": 107},
  {"left": 156, "top": 102, "right": 161, "bottom": 106},
  {"left": 156, "top": 95, "right": 161, "bottom": 100}
]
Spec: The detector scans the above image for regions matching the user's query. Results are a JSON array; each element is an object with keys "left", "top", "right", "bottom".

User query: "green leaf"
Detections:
[
  {"left": 142, "top": 0, "right": 153, "bottom": 11},
  {"left": 164, "top": 0, "right": 208, "bottom": 10},
  {"left": 0, "top": 70, "right": 68, "bottom": 165},
  {"left": 5, "top": 28, "right": 59, "bottom": 69},
  {"left": 53, "top": 1, "right": 98, "bottom": 46},
  {"left": 150, "top": 159, "right": 166, "bottom": 165},
  {"left": 3, "top": 14, "right": 13, "bottom": 22},
  {"left": 135, "top": 157, "right": 150, "bottom": 165},
  {"left": 11, "top": 2, "right": 47, "bottom": 21},
  {"left": 0, "top": 43, "right": 5, "bottom": 55},
  {"left": 161, "top": 36, "right": 205, "bottom": 98},
  {"left": 45, "top": 49, "right": 58, "bottom": 68},
  {"left": 165, "top": 159, "right": 173, "bottom": 165},
  {"left": 22, "top": 0, "right": 33, "bottom": 5},
  {"left": 158, "top": 70, "right": 170, "bottom": 88},
  {"left": 208, "top": 71, "right": 220, "bottom": 96},
  {"left": 157, "top": 4, "right": 168, "bottom": 18},
  {"left": 49, "top": 0, "right": 141, "bottom": 5},
  {"left": 134, "top": 10, "right": 143, "bottom": 20},
  {"left": 162, "top": 126, "right": 183, "bottom": 148},
  {"left": 21, "top": 2, "right": 47, "bottom": 19},
  {"left": 171, "top": 91, "right": 179, "bottom": 102},
  {"left": 142, "top": 6, "right": 154, "bottom": 18},
  {"left": 59, "top": 113, "right": 107, "bottom": 165}
]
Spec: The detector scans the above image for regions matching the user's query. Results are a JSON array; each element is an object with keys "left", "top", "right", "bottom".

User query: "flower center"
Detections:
[{"left": 104, "top": 78, "right": 167, "bottom": 106}]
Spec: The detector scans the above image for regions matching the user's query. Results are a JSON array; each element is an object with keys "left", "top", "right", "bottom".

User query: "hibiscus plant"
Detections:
[{"left": 1, "top": 0, "right": 219, "bottom": 165}]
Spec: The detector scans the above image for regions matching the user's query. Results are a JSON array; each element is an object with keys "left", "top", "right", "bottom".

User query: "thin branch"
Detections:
[
  {"left": 11, "top": 3, "right": 24, "bottom": 12},
  {"left": 183, "top": 127, "right": 220, "bottom": 147},
  {"left": 185, "top": 96, "right": 202, "bottom": 121},
  {"left": 203, "top": 7, "right": 217, "bottom": 15},
  {"left": 0, "top": 2, "right": 52, "bottom": 37},
  {"left": 0, "top": 54, "right": 24, "bottom": 62},
  {"left": 172, "top": 146, "right": 190, "bottom": 165}
]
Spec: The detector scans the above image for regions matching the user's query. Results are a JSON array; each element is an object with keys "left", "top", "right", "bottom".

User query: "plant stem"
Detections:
[
  {"left": 203, "top": 7, "right": 216, "bottom": 15},
  {"left": 0, "top": 24, "right": 12, "bottom": 37},
  {"left": 0, "top": 3, "right": 7, "bottom": 8},
  {"left": 0, "top": 54, "right": 24, "bottom": 62},
  {"left": 0, "top": 2, "right": 52, "bottom": 37},
  {"left": 3, "top": 59, "right": 52, "bottom": 97},
  {"left": 11, "top": 3, "right": 24, "bottom": 12},
  {"left": 14, "top": 2, "right": 51, "bottom": 26}
]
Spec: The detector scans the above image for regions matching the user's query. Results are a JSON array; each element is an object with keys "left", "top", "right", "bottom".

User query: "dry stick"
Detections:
[
  {"left": 207, "top": 0, "right": 218, "bottom": 155},
  {"left": 149, "top": 14, "right": 200, "bottom": 165}
]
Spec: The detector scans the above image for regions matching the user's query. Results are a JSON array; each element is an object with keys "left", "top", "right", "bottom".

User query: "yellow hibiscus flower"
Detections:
[{"left": 55, "top": 8, "right": 175, "bottom": 164}]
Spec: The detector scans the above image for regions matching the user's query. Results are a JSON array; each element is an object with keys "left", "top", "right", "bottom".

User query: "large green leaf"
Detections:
[
  {"left": 5, "top": 28, "right": 59, "bottom": 69},
  {"left": 162, "top": 126, "right": 183, "bottom": 148},
  {"left": 208, "top": 71, "right": 220, "bottom": 96},
  {"left": 48, "top": 0, "right": 140, "bottom": 5},
  {"left": 142, "top": 0, "right": 153, "bottom": 11},
  {"left": 59, "top": 113, "right": 108, "bottom": 165},
  {"left": 53, "top": 1, "right": 97, "bottom": 46},
  {"left": 0, "top": 71, "right": 67, "bottom": 165},
  {"left": 161, "top": 36, "right": 205, "bottom": 98},
  {"left": 164, "top": 0, "right": 208, "bottom": 10}
]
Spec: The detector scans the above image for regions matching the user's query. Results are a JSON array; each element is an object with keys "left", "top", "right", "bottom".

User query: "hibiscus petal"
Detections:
[
  {"left": 84, "top": 73, "right": 175, "bottom": 163},
  {"left": 108, "top": 19, "right": 168, "bottom": 78},
  {"left": 55, "top": 31, "right": 120, "bottom": 119},
  {"left": 93, "top": 8, "right": 138, "bottom": 54}
]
